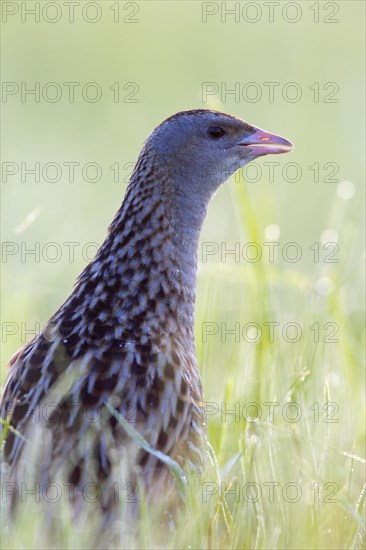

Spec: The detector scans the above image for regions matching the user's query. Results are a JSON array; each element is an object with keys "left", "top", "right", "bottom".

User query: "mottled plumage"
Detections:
[{"left": 1, "top": 110, "right": 293, "bottom": 515}]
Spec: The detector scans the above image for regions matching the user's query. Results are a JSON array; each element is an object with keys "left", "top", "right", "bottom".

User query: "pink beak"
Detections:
[{"left": 238, "top": 126, "right": 294, "bottom": 155}]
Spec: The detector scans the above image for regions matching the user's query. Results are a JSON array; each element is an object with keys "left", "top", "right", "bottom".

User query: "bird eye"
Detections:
[{"left": 207, "top": 126, "right": 226, "bottom": 139}]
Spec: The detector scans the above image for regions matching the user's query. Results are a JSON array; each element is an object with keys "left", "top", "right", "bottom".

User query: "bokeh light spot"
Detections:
[
  {"left": 315, "top": 277, "right": 335, "bottom": 296},
  {"left": 264, "top": 224, "right": 280, "bottom": 241},
  {"left": 337, "top": 180, "right": 355, "bottom": 200}
]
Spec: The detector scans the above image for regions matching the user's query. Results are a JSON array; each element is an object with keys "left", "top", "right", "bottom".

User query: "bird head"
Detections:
[{"left": 148, "top": 109, "right": 294, "bottom": 194}]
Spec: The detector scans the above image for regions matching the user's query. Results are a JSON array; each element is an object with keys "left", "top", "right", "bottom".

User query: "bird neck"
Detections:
[{"left": 77, "top": 145, "right": 209, "bottom": 348}]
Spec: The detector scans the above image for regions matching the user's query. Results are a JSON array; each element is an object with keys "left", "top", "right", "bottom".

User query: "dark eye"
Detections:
[{"left": 207, "top": 126, "right": 226, "bottom": 139}]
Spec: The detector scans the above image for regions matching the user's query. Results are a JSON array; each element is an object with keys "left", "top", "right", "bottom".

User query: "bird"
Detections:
[{"left": 0, "top": 109, "right": 293, "bottom": 519}]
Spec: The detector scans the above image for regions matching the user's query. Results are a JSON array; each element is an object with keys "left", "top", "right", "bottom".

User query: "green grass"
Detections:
[{"left": 1, "top": 172, "right": 364, "bottom": 550}]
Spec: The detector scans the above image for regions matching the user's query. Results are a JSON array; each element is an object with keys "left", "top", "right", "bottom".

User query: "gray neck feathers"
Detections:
[{"left": 81, "top": 144, "right": 215, "bottom": 343}]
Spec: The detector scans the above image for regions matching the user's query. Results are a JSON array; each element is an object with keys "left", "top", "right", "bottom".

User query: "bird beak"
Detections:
[{"left": 238, "top": 126, "right": 294, "bottom": 155}]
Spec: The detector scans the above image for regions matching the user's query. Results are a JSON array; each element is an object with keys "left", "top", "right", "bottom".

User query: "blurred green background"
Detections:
[{"left": 1, "top": 2, "right": 365, "bottom": 548}]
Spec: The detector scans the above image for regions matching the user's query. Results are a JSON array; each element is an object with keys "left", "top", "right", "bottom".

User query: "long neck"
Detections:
[{"left": 67, "top": 144, "right": 208, "bottom": 350}]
